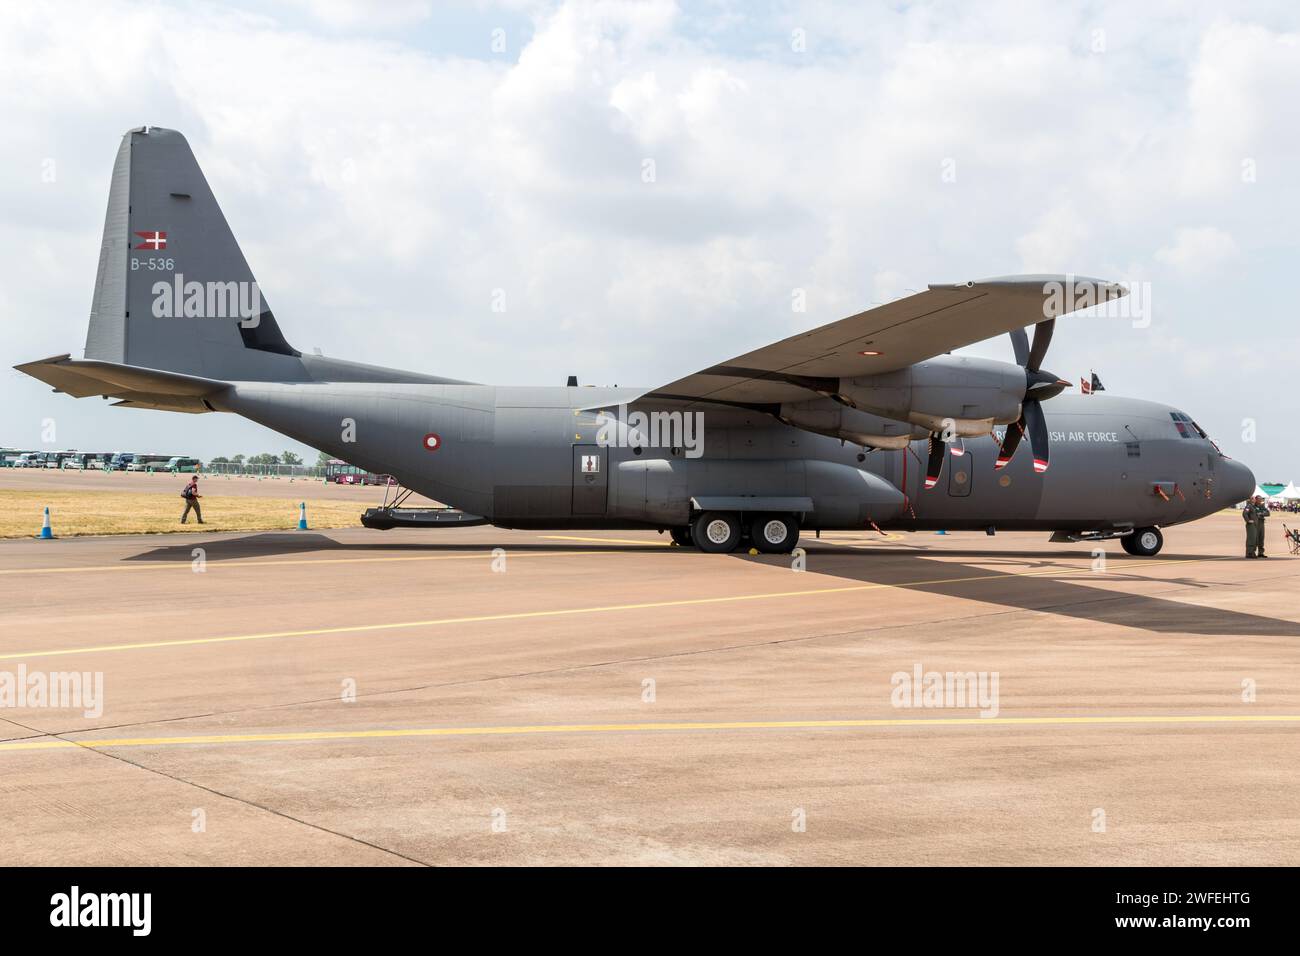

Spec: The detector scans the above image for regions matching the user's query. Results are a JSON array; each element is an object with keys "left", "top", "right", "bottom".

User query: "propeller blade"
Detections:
[
  {"left": 1027, "top": 318, "right": 1055, "bottom": 371},
  {"left": 1009, "top": 327, "right": 1029, "bottom": 367},
  {"left": 995, "top": 416, "right": 1025, "bottom": 469},
  {"left": 1024, "top": 399, "right": 1049, "bottom": 473},
  {"left": 924, "top": 435, "right": 946, "bottom": 489}
]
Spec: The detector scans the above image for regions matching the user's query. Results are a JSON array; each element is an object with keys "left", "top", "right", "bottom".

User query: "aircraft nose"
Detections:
[{"left": 1221, "top": 458, "right": 1255, "bottom": 507}]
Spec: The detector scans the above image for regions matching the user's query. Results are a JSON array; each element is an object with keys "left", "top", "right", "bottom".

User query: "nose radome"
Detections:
[{"left": 1222, "top": 458, "right": 1256, "bottom": 506}]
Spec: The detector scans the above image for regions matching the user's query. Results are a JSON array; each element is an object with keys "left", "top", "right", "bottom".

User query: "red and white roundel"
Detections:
[{"left": 422, "top": 432, "right": 442, "bottom": 452}]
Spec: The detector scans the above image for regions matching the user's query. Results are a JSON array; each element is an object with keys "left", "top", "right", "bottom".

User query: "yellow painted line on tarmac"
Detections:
[
  {"left": 0, "top": 548, "right": 613, "bottom": 577},
  {"left": 0, "top": 557, "right": 1196, "bottom": 662},
  {"left": 3, "top": 713, "right": 1297, "bottom": 754}
]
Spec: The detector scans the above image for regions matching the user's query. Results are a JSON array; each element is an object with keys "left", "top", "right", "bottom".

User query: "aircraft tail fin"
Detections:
[
  {"left": 24, "top": 127, "right": 472, "bottom": 394},
  {"left": 84, "top": 126, "right": 303, "bottom": 381}
]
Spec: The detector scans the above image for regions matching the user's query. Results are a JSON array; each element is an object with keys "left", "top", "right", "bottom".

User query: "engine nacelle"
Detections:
[
  {"left": 835, "top": 354, "right": 1024, "bottom": 435},
  {"left": 778, "top": 399, "right": 929, "bottom": 449}
]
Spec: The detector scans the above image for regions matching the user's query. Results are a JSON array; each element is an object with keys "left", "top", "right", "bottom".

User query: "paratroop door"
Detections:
[{"left": 572, "top": 445, "right": 608, "bottom": 515}]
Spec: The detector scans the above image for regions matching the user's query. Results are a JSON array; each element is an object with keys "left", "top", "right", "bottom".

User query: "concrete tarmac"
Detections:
[{"left": 0, "top": 512, "right": 1297, "bottom": 865}]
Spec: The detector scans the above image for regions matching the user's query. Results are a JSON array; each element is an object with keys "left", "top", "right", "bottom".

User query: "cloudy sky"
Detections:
[{"left": 2, "top": 0, "right": 1297, "bottom": 477}]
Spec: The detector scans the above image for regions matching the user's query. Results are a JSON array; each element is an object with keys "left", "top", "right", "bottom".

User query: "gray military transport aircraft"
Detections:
[{"left": 17, "top": 127, "right": 1256, "bottom": 556}]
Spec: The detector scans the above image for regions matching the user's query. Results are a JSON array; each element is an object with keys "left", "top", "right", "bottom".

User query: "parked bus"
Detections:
[
  {"left": 65, "top": 452, "right": 110, "bottom": 470},
  {"left": 324, "top": 460, "right": 395, "bottom": 485},
  {"left": 39, "top": 451, "right": 80, "bottom": 468},
  {"left": 126, "top": 454, "right": 175, "bottom": 472}
]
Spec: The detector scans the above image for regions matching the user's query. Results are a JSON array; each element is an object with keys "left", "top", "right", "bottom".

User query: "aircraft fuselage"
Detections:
[{"left": 216, "top": 385, "right": 1252, "bottom": 536}]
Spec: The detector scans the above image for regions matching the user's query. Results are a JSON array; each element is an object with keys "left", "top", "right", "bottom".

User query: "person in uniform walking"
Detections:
[
  {"left": 1244, "top": 494, "right": 1269, "bottom": 558},
  {"left": 180, "top": 475, "right": 204, "bottom": 524}
]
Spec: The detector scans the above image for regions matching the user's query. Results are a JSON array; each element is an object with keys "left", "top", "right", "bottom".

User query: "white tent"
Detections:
[
  {"left": 1279, "top": 482, "right": 1300, "bottom": 501},
  {"left": 1262, "top": 485, "right": 1289, "bottom": 506}
]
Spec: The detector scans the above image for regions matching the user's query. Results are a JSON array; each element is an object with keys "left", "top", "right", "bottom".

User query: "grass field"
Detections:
[{"left": 0, "top": 489, "right": 365, "bottom": 538}]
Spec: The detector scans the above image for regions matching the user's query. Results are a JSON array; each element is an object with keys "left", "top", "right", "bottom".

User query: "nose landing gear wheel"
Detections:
[
  {"left": 750, "top": 514, "right": 800, "bottom": 554},
  {"left": 691, "top": 511, "right": 742, "bottom": 553},
  {"left": 1121, "top": 527, "right": 1163, "bottom": 556}
]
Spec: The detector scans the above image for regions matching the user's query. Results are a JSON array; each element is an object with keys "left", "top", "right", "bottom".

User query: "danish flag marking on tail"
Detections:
[{"left": 133, "top": 230, "right": 167, "bottom": 251}]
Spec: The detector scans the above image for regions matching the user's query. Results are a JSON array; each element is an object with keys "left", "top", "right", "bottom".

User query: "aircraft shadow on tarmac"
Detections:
[
  {"left": 121, "top": 532, "right": 1300, "bottom": 638},
  {"left": 743, "top": 545, "right": 1300, "bottom": 639},
  {"left": 121, "top": 532, "right": 682, "bottom": 562}
]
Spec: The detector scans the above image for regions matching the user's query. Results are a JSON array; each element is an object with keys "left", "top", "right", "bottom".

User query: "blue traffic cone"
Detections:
[
  {"left": 38, "top": 507, "right": 53, "bottom": 539},
  {"left": 297, "top": 502, "right": 308, "bottom": 530}
]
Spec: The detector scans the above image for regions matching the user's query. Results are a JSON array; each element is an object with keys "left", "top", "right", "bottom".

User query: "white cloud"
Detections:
[
  {"left": 1015, "top": 200, "right": 1095, "bottom": 274},
  {"left": 1155, "top": 226, "right": 1240, "bottom": 274},
  {"left": 280, "top": 0, "right": 434, "bottom": 30},
  {"left": 1181, "top": 20, "right": 1300, "bottom": 197}
]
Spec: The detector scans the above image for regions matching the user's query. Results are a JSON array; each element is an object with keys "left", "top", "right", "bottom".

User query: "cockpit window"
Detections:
[{"left": 1170, "top": 411, "right": 1207, "bottom": 440}]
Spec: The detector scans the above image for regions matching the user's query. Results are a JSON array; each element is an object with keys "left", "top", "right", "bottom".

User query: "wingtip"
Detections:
[{"left": 14, "top": 353, "right": 73, "bottom": 373}]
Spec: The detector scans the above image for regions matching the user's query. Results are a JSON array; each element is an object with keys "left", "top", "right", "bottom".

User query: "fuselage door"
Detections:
[{"left": 572, "top": 445, "right": 608, "bottom": 515}]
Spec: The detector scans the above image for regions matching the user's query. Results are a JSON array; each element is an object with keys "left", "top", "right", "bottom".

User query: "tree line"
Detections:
[{"left": 208, "top": 451, "right": 332, "bottom": 466}]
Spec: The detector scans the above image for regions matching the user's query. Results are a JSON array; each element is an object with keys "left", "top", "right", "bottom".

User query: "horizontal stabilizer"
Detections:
[{"left": 14, "top": 354, "right": 229, "bottom": 412}]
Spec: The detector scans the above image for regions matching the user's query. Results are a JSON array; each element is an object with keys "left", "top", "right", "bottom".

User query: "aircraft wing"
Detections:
[{"left": 637, "top": 275, "right": 1126, "bottom": 409}]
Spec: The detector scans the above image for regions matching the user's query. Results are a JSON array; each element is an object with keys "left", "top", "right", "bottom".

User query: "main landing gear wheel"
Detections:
[
  {"left": 669, "top": 526, "right": 694, "bottom": 547},
  {"left": 692, "top": 511, "right": 742, "bottom": 554},
  {"left": 1121, "top": 527, "right": 1163, "bottom": 556},
  {"left": 750, "top": 514, "right": 800, "bottom": 554}
]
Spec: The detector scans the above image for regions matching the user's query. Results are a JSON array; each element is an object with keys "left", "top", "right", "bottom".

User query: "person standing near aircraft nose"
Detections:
[
  {"left": 1244, "top": 494, "right": 1268, "bottom": 558},
  {"left": 1251, "top": 495, "right": 1270, "bottom": 558}
]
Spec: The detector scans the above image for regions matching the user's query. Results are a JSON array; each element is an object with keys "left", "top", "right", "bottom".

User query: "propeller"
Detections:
[
  {"left": 924, "top": 434, "right": 946, "bottom": 489},
  {"left": 996, "top": 319, "right": 1070, "bottom": 474},
  {"left": 923, "top": 432, "right": 966, "bottom": 490}
]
